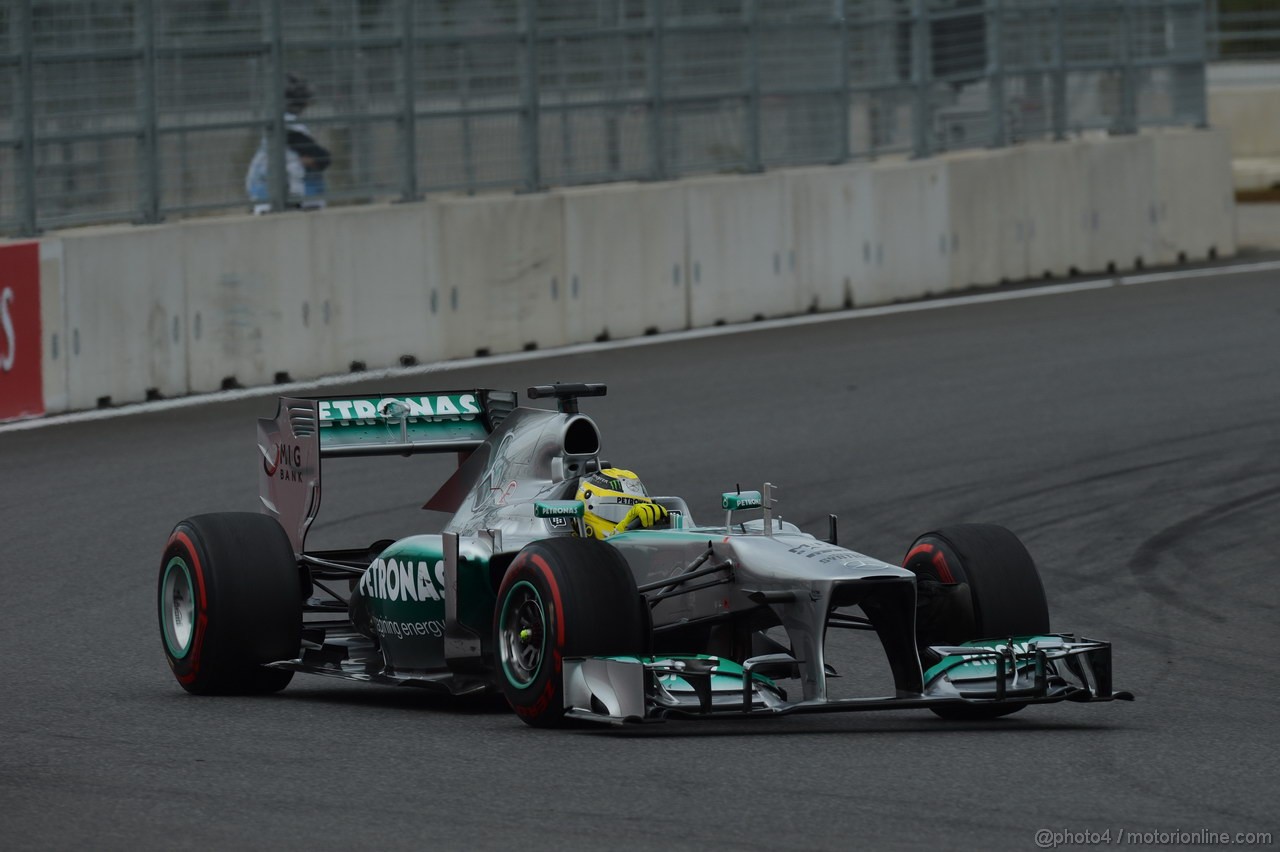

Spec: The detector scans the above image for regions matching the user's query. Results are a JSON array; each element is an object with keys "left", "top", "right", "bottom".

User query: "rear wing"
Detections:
[
  {"left": 257, "top": 389, "right": 518, "bottom": 553},
  {"left": 314, "top": 390, "right": 517, "bottom": 457}
]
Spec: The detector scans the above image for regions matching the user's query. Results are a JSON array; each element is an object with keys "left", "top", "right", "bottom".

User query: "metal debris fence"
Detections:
[
  {"left": 0, "top": 0, "right": 1209, "bottom": 236},
  {"left": 1208, "top": 1, "right": 1280, "bottom": 60}
]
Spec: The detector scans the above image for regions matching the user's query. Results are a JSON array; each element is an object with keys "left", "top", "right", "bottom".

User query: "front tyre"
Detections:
[
  {"left": 494, "top": 538, "right": 646, "bottom": 727},
  {"left": 904, "top": 523, "right": 1050, "bottom": 720},
  {"left": 159, "top": 513, "right": 302, "bottom": 695}
]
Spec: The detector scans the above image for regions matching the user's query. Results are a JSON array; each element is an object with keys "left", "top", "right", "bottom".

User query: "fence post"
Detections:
[
  {"left": 606, "top": 0, "right": 623, "bottom": 179},
  {"left": 557, "top": 37, "right": 573, "bottom": 180},
  {"left": 1052, "top": 0, "right": 1066, "bottom": 140},
  {"left": 910, "top": 0, "right": 932, "bottom": 158},
  {"left": 138, "top": 0, "right": 161, "bottom": 223},
  {"left": 647, "top": 0, "right": 667, "bottom": 180},
  {"left": 987, "top": 0, "right": 1007, "bottom": 147},
  {"left": 267, "top": 0, "right": 288, "bottom": 211},
  {"left": 745, "top": 0, "right": 762, "bottom": 172},
  {"left": 836, "top": 0, "right": 850, "bottom": 163},
  {"left": 1205, "top": 0, "right": 1220, "bottom": 61},
  {"left": 521, "top": 0, "right": 542, "bottom": 192},
  {"left": 1173, "top": 0, "right": 1208, "bottom": 127},
  {"left": 17, "top": 0, "right": 37, "bottom": 235},
  {"left": 400, "top": 0, "right": 419, "bottom": 201},
  {"left": 459, "top": 45, "right": 476, "bottom": 193},
  {"left": 1116, "top": 0, "right": 1137, "bottom": 134},
  {"left": 1193, "top": 0, "right": 1209, "bottom": 127}
]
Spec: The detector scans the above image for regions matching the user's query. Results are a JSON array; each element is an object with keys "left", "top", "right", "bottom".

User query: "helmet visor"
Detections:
[
  {"left": 586, "top": 471, "right": 649, "bottom": 498},
  {"left": 590, "top": 496, "right": 643, "bottom": 525}
]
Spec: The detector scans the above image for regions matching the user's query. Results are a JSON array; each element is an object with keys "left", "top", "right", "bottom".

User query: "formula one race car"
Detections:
[{"left": 157, "top": 382, "right": 1132, "bottom": 726}]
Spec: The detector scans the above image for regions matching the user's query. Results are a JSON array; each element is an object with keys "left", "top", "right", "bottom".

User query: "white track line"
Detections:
[{"left": 3, "top": 258, "right": 1278, "bottom": 434}]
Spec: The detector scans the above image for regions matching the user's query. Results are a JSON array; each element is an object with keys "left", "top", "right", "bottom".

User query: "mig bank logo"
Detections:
[{"left": 263, "top": 442, "right": 305, "bottom": 481}]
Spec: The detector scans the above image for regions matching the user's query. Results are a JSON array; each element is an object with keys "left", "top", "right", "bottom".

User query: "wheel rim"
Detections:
[
  {"left": 499, "top": 580, "right": 547, "bottom": 690},
  {"left": 161, "top": 556, "right": 196, "bottom": 659}
]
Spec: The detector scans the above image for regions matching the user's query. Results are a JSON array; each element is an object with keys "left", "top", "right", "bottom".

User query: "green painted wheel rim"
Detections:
[
  {"left": 160, "top": 556, "right": 196, "bottom": 659},
  {"left": 498, "top": 580, "right": 547, "bottom": 690}
]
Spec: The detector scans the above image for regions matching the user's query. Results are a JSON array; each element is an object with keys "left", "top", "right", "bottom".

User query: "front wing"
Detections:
[{"left": 561, "top": 635, "right": 1134, "bottom": 724}]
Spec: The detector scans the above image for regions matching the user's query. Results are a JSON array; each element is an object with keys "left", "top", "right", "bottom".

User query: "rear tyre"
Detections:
[
  {"left": 494, "top": 537, "right": 646, "bottom": 727},
  {"left": 903, "top": 524, "right": 1049, "bottom": 720},
  {"left": 158, "top": 513, "right": 302, "bottom": 695}
]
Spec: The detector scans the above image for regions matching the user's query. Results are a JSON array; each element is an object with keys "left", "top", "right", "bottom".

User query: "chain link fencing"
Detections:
[
  {"left": 1208, "top": 0, "right": 1280, "bottom": 61},
  {"left": 1, "top": 0, "right": 1209, "bottom": 236}
]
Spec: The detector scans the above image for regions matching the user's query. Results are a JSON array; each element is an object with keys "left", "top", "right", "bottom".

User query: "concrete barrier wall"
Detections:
[
  {"left": 182, "top": 215, "right": 323, "bottom": 393},
  {"left": 686, "top": 173, "right": 797, "bottom": 326},
  {"left": 865, "top": 157, "right": 950, "bottom": 303},
  {"left": 313, "top": 204, "right": 441, "bottom": 372},
  {"left": 946, "top": 149, "right": 1027, "bottom": 288},
  {"left": 435, "top": 193, "right": 567, "bottom": 356},
  {"left": 1019, "top": 141, "right": 1091, "bottom": 279},
  {"left": 38, "top": 240, "right": 68, "bottom": 415},
  {"left": 19, "top": 128, "right": 1234, "bottom": 418},
  {"left": 59, "top": 225, "right": 187, "bottom": 408},
  {"left": 1087, "top": 134, "right": 1159, "bottom": 274},
  {"left": 563, "top": 182, "right": 688, "bottom": 341},
  {"left": 787, "top": 165, "right": 874, "bottom": 311},
  {"left": 1150, "top": 128, "right": 1237, "bottom": 263}
]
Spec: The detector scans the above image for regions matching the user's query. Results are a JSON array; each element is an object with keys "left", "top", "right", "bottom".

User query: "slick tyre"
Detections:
[
  {"left": 903, "top": 524, "right": 1050, "bottom": 720},
  {"left": 494, "top": 537, "right": 646, "bottom": 728},
  {"left": 158, "top": 512, "right": 302, "bottom": 695}
]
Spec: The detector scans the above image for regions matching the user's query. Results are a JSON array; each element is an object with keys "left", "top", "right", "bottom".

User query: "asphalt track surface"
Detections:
[{"left": 2, "top": 268, "right": 1278, "bottom": 851}]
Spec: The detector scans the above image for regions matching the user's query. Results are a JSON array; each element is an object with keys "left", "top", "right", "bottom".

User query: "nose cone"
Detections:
[{"left": 727, "top": 534, "right": 913, "bottom": 583}]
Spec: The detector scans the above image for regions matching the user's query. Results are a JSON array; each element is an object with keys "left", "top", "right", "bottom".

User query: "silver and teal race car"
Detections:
[{"left": 157, "top": 382, "right": 1132, "bottom": 726}]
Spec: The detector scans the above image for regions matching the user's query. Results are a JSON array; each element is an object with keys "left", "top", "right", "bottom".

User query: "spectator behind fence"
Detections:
[{"left": 245, "top": 73, "right": 331, "bottom": 214}]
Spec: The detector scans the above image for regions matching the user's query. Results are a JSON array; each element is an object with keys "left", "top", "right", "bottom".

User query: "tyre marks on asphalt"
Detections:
[{"left": 1126, "top": 483, "right": 1280, "bottom": 618}]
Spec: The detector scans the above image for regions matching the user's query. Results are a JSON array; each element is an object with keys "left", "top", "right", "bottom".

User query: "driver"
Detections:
[{"left": 575, "top": 468, "right": 669, "bottom": 539}]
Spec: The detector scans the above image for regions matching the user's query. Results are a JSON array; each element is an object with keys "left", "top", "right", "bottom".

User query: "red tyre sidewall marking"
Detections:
[
  {"left": 905, "top": 542, "right": 956, "bottom": 584},
  {"left": 500, "top": 552, "right": 563, "bottom": 718},
  {"left": 905, "top": 543, "right": 934, "bottom": 563},
  {"left": 168, "top": 530, "right": 209, "bottom": 684},
  {"left": 529, "top": 552, "right": 565, "bottom": 673},
  {"left": 931, "top": 550, "right": 956, "bottom": 584}
]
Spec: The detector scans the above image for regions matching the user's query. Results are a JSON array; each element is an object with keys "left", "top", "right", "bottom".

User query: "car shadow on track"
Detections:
[
  {"left": 585, "top": 717, "right": 1127, "bottom": 739},
  {"left": 240, "top": 684, "right": 1131, "bottom": 735},
  {"left": 274, "top": 685, "right": 511, "bottom": 716}
]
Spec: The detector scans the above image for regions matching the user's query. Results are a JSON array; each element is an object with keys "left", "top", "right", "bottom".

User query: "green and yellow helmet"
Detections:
[{"left": 575, "top": 468, "right": 653, "bottom": 539}]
